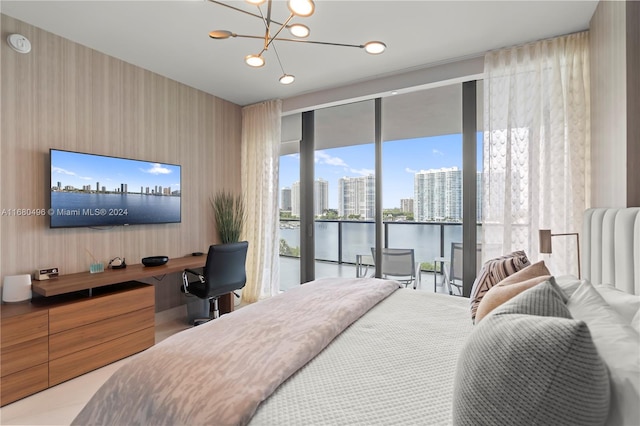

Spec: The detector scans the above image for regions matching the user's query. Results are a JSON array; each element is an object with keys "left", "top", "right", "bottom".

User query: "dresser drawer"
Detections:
[
  {"left": 0, "top": 363, "right": 48, "bottom": 406},
  {"left": 49, "top": 285, "right": 154, "bottom": 334},
  {"left": 0, "top": 310, "right": 48, "bottom": 349},
  {"left": 1, "top": 336, "right": 48, "bottom": 377},
  {"left": 49, "top": 327, "right": 154, "bottom": 386},
  {"left": 49, "top": 306, "right": 154, "bottom": 360}
]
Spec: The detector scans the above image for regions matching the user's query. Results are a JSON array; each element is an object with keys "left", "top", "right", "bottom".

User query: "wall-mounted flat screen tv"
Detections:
[{"left": 50, "top": 149, "right": 181, "bottom": 228}]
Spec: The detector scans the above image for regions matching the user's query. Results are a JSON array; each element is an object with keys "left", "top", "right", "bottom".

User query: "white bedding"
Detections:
[
  {"left": 71, "top": 209, "right": 639, "bottom": 426},
  {"left": 72, "top": 278, "right": 472, "bottom": 426},
  {"left": 251, "top": 289, "right": 472, "bottom": 425}
]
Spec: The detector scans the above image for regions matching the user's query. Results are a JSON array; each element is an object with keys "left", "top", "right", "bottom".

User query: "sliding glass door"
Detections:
[{"left": 279, "top": 81, "right": 482, "bottom": 293}]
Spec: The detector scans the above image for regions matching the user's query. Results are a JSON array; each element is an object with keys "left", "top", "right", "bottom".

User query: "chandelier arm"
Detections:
[
  {"left": 265, "top": 0, "right": 272, "bottom": 26},
  {"left": 207, "top": 0, "right": 289, "bottom": 28},
  {"left": 231, "top": 35, "right": 365, "bottom": 49},
  {"left": 272, "top": 42, "right": 286, "bottom": 75},
  {"left": 265, "top": 14, "right": 295, "bottom": 50}
]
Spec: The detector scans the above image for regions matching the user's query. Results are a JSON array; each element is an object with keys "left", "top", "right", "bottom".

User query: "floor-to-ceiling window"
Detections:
[
  {"left": 381, "top": 85, "right": 463, "bottom": 275},
  {"left": 279, "top": 81, "right": 483, "bottom": 293},
  {"left": 279, "top": 113, "right": 301, "bottom": 290},
  {"left": 313, "top": 100, "right": 375, "bottom": 279}
]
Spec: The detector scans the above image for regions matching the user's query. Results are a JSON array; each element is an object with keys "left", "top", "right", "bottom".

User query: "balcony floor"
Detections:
[{"left": 279, "top": 256, "right": 462, "bottom": 297}]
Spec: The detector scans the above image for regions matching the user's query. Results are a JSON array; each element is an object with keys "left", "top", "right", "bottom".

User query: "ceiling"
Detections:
[{"left": 1, "top": 1, "right": 598, "bottom": 107}]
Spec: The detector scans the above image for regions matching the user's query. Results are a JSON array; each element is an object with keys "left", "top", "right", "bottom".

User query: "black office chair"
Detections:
[{"left": 181, "top": 241, "right": 248, "bottom": 325}]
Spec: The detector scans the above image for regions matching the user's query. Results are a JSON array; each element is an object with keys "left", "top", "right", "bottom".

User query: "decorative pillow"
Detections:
[
  {"left": 492, "top": 277, "right": 571, "bottom": 319},
  {"left": 567, "top": 281, "right": 640, "bottom": 426},
  {"left": 469, "top": 250, "right": 531, "bottom": 322},
  {"left": 475, "top": 261, "right": 551, "bottom": 323},
  {"left": 453, "top": 281, "right": 611, "bottom": 426},
  {"left": 594, "top": 283, "right": 640, "bottom": 325}
]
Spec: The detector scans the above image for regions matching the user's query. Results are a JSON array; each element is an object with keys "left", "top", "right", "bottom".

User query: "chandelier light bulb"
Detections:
[
  {"left": 245, "top": 54, "right": 265, "bottom": 67},
  {"left": 364, "top": 41, "right": 386, "bottom": 55},
  {"left": 289, "top": 23, "right": 310, "bottom": 38},
  {"left": 208, "top": 0, "right": 387, "bottom": 86},
  {"left": 279, "top": 74, "right": 295, "bottom": 85},
  {"left": 288, "top": 0, "right": 315, "bottom": 17}
]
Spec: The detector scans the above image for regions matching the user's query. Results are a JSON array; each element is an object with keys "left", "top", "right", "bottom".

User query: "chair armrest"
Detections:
[
  {"left": 182, "top": 268, "right": 205, "bottom": 294},
  {"left": 184, "top": 268, "right": 204, "bottom": 279}
]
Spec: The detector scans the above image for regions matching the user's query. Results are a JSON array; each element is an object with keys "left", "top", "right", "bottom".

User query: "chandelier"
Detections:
[{"left": 207, "top": 0, "right": 386, "bottom": 85}]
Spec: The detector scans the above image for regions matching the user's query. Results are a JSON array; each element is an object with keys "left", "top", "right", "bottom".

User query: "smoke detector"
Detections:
[{"left": 7, "top": 34, "right": 31, "bottom": 54}]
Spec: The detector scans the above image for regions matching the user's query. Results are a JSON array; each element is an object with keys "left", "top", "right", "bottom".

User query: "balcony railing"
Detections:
[{"left": 280, "top": 219, "right": 481, "bottom": 271}]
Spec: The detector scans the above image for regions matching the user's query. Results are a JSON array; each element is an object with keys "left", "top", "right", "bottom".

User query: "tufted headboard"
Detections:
[{"left": 582, "top": 208, "right": 640, "bottom": 295}]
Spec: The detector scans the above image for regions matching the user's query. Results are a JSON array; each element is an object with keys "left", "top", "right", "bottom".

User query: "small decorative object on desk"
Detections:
[
  {"left": 89, "top": 262, "right": 104, "bottom": 274},
  {"left": 86, "top": 249, "right": 104, "bottom": 273}
]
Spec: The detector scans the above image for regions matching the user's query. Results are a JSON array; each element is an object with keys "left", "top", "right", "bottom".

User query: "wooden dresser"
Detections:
[
  {"left": 0, "top": 281, "right": 154, "bottom": 406},
  {"left": 1, "top": 256, "right": 211, "bottom": 406}
]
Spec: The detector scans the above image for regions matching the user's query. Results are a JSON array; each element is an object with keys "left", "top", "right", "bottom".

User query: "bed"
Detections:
[{"left": 72, "top": 208, "right": 640, "bottom": 426}]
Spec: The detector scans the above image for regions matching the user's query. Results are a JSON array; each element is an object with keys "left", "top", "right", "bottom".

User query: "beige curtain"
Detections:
[
  {"left": 482, "top": 32, "right": 590, "bottom": 277},
  {"left": 241, "top": 99, "right": 282, "bottom": 303}
]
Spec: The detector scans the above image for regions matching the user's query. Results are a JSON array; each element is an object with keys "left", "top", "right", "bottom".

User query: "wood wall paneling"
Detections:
[
  {"left": 589, "top": 0, "right": 639, "bottom": 208},
  {"left": 0, "top": 14, "right": 242, "bottom": 281},
  {"left": 627, "top": 0, "right": 640, "bottom": 207},
  {"left": 589, "top": 0, "right": 628, "bottom": 208}
]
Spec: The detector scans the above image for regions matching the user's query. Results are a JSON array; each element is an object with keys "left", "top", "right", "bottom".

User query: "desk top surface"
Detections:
[{"left": 31, "top": 256, "right": 206, "bottom": 297}]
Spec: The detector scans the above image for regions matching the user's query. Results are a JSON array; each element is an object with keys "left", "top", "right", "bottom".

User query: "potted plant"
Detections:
[{"left": 211, "top": 191, "right": 246, "bottom": 244}]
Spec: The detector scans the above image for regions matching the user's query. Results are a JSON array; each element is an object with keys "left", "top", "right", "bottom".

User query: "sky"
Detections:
[
  {"left": 280, "top": 133, "right": 483, "bottom": 209},
  {"left": 51, "top": 150, "right": 181, "bottom": 192}
]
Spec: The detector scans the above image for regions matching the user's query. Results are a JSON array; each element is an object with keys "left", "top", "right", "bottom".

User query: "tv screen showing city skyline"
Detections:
[{"left": 49, "top": 149, "right": 181, "bottom": 228}]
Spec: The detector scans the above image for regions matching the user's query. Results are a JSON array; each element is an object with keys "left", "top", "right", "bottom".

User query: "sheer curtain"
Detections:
[
  {"left": 241, "top": 99, "right": 281, "bottom": 303},
  {"left": 482, "top": 32, "right": 590, "bottom": 277}
]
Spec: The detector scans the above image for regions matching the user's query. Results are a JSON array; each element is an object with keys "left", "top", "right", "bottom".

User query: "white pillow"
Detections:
[
  {"left": 594, "top": 284, "right": 640, "bottom": 325},
  {"left": 567, "top": 280, "right": 640, "bottom": 426},
  {"left": 633, "top": 310, "right": 640, "bottom": 334},
  {"left": 554, "top": 275, "right": 583, "bottom": 298}
]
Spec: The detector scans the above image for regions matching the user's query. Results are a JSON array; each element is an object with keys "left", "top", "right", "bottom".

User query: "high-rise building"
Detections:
[
  {"left": 400, "top": 198, "right": 414, "bottom": 214},
  {"left": 291, "top": 181, "right": 300, "bottom": 217},
  {"left": 280, "top": 187, "right": 292, "bottom": 212},
  {"left": 290, "top": 179, "right": 329, "bottom": 217},
  {"left": 414, "top": 167, "right": 462, "bottom": 222},
  {"left": 314, "top": 179, "right": 328, "bottom": 217},
  {"left": 338, "top": 175, "right": 375, "bottom": 220},
  {"left": 414, "top": 168, "right": 483, "bottom": 222}
]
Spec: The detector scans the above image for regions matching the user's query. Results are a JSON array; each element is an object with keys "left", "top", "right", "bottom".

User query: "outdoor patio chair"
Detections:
[{"left": 370, "top": 247, "right": 421, "bottom": 289}]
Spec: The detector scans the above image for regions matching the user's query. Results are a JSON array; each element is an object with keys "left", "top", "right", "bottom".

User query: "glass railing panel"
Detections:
[
  {"left": 443, "top": 223, "right": 463, "bottom": 261},
  {"left": 341, "top": 221, "right": 375, "bottom": 264},
  {"left": 279, "top": 219, "right": 301, "bottom": 258},
  {"left": 386, "top": 222, "right": 442, "bottom": 271},
  {"left": 315, "top": 220, "right": 339, "bottom": 262}
]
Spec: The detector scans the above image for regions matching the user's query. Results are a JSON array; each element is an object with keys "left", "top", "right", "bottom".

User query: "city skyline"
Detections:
[
  {"left": 279, "top": 133, "right": 483, "bottom": 209},
  {"left": 51, "top": 150, "right": 181, "bottom": 194}
]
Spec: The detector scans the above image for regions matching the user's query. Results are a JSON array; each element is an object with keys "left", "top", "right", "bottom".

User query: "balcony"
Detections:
[{"left": 279, "top": 219, "right": 479, "bottom": 294}]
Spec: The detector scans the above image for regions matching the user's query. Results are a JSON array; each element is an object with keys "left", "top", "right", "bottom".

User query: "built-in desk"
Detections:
[{"left": 32, "top": 256, "right": 207, "bottom": 296}]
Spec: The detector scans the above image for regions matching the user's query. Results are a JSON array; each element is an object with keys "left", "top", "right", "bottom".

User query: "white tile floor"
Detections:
[{"left": 0, "top": 306, "right": 190, "bottom": 426}]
